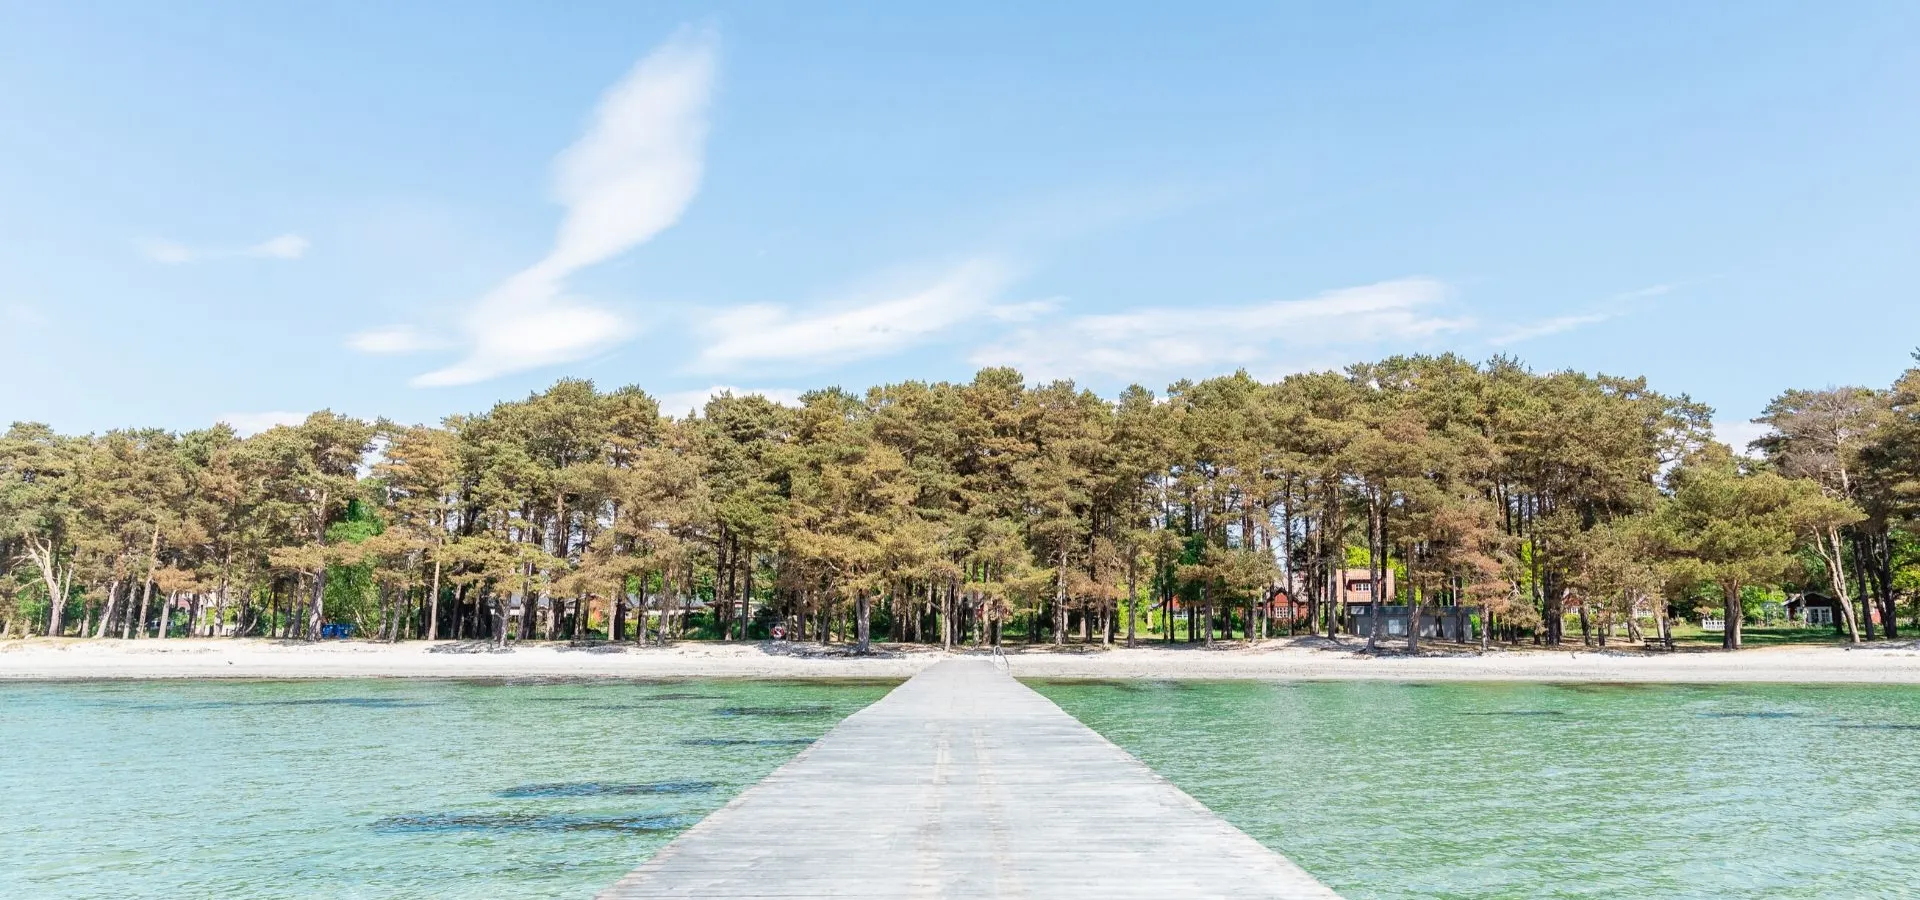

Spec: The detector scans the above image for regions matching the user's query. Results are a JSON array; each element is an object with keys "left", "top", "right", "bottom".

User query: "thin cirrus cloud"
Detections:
[
  {"left": 396, "top": 26, "right": 718, "bottom": 388},
  {"left": 692, "top": 258, "right": 1013, "bottom": 373},
  {"left": 655, "top": 385, "right": 805, "bottom": 417},
  {"left": 969, "top": 277, "right": 1465, "bottom": 382},
  {"left": 136, "top": 233, "right": 310, "bottom": 264},
  {"left": 347, "top": 326, "right": 445, "bottom": 354},
  {"left": 1487, "top": 282, "right": 1677, "bottom": 346},
  {"left": 1485, "top": 312, "right": 1613, "bottom": 346},
  {"left": 987, "top": 297, "right": 1062, "bottom": 322},
  {"left": 1713, "top": 419, "right": 1771, "bottom": 457}
]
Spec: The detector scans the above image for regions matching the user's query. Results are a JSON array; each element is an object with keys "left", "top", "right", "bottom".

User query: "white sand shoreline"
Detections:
[{"left": 3, "top": 637, "right": 1919, "bottom": 683}]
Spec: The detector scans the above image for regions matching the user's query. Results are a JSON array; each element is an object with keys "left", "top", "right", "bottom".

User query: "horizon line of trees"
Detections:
[{"left": 4, "top": 353, "right": 1917, "bottom": 653}]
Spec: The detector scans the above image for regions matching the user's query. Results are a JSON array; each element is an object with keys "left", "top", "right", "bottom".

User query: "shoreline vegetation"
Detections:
[
  {"left": 5, "top": 355, "right": 1919, "bottom": 657},
  {"left": 4, "top": 636, "right": 1918, "bottom": 682}
]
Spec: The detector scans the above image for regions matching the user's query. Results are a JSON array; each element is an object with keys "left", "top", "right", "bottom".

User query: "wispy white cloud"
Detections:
[
  {"left": 1714, "top": 419, "right": 1770, "bottom": 457},
  {"left": 347, "top": 326, "right": 445, "bottom": 354},
  {"left": 136, "top": 238, "right": 198, "bottom": 265},
  {"left": 970, "top": 277, "right": 1462, "bottom": 382},
  {"left": 247, "top": 233, "right": 310, "bottom": 260},
  {"left": 1487, "top": 282, "right": 1678, "bottom": 346},
  {"left": 656, "top": 385, "right": 805, "bottom": 417},
  {"left": 1487, "top": 313, "right": 1611, "bottom": 346},
  {"left": 694, "top": 258, "right": 1012, "bottom": 373},
  {"left": 136, "top": 233, "right": 310, "bottom": 265},
  {"left": 218, "top": 410, "right": 308, "bottom": 436},
  {"left": 988, "top": 297, "right": 1062, "bottom": 322},
  {"left": 410, "top": 27, "right": 717, "bottom": 387},
  {"left": 1614, "top": 283, "right": 1676, "bottom": 301}
]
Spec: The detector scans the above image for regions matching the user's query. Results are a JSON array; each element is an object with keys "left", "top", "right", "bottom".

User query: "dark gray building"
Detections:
[{"left": 1346, "top": 604, "right": 1476, "bottom": 642}]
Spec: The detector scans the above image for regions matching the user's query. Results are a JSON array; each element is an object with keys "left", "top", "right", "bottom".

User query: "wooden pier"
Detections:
[{"left": 597, "top": 658, "right": 1342, "bottom": 899}]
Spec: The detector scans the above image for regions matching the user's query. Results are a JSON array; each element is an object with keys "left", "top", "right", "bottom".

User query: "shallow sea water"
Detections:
[
  {"left": 0, "top": 678, "right": 895, "bottom": 900},
  {"left": 9, "top": 677, "right": 1918, "bottom": 899},
  {"left": 1030, "top": 679, "right": 1920, "bottom": 900}
]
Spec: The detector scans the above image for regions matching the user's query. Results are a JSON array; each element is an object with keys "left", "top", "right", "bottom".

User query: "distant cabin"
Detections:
[
  {"left": 1263, "top": 587, "right": 1309, "bottom": 623},
  {"left": 1333, "top": 568, "right": 1394, "bottom": 605},
  {"left": 1171, "top": 571, "right": 1385, "bottom": 623},
  {"left": 1785, "top": 592, "right": 1880, "bottom": 627},
  {"left": 1327, "top": 568, "right": 1475, "bottom": 640},
  {"left": 1173, "top": 569, "right": 1475, "bottom": 640}
]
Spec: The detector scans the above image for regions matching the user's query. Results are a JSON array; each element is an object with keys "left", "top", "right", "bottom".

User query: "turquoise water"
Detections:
[
  {"left": 9, "top": 678, "right": 1918, "bottom": 899},
  {"left": 0, "top": 679, "right": 895, "bottom": 900},
  {"left": 1031, "top": 680, "right": 1920, "bottom": 899}
]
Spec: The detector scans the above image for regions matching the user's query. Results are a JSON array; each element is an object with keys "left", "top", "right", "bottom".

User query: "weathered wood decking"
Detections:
[{"left": 598, "top": 658, "right": 1341, "bottom": 899}]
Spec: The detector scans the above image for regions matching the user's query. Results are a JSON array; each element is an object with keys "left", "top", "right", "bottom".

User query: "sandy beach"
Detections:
[{"left": 3, "top": 636, "right": 1919, "bottom": 683}]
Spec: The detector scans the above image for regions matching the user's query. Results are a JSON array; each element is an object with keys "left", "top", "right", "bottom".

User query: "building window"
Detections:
[{"left": 1806, "top": 606, "right": 1832, "bottom": 626}]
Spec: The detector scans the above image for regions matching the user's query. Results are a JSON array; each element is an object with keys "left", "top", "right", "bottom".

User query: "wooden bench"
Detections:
[{"left": 1641, "top": 634, "right": 1675, "bottom": 651}]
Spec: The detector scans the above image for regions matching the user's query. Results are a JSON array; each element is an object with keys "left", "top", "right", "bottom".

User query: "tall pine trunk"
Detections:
[
  {"left": 740, "top": 555, "right": 753, "bottom": 641},
  {"left": 1405, "top": 554, "right": 1420, "bottom": 653},
  {"left": 1202, "top": 584, "right": 1214, "bottom": 646},
  {"left": 1867, "top": 528, "right": 1898, "bottom": 639},
  {"left": 426, "top": 558, "right": 442, "bottom": 640},
  {"left": 95, "top": 579, "right": 121, "bottom": 639},
  {"left": 1722, "top": 583, "right": 1742, "bottom": 650},
  {"left": 131, "top": 523, "right": 161, "bottom": 639},
  {"left": 1814, "top": 526, "right": 1862, "bottom": 643},
  {"left": 306, "top": 567, "right": 327, "bottom": 642},
  {"left": 1364, "top": 495, "right": 1384, "bottom": 652},
  {"left": 855, "top": 594, "right": 872, "bottom": 654},
  {"left": 944, "top": 579, "right": 956, "bottom": 651},
  {"left": 1853, "top": 531, "right": 1876, "bottom": 641},
  {"left": 1052, "top": 551, "right": 1068, "bottom": 646}
]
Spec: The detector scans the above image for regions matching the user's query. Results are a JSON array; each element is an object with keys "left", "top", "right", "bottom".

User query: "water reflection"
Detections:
[
  {"left": 495, "top": 781, "right": 718, "bottom": 798},
  {"left": 374, "top": 812, "right": 692, "bottom": 833}
]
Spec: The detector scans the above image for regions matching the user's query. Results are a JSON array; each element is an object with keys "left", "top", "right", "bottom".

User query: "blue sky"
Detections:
[{"left": 3, "top": 2, "right": 1916, "bottom": 445}]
